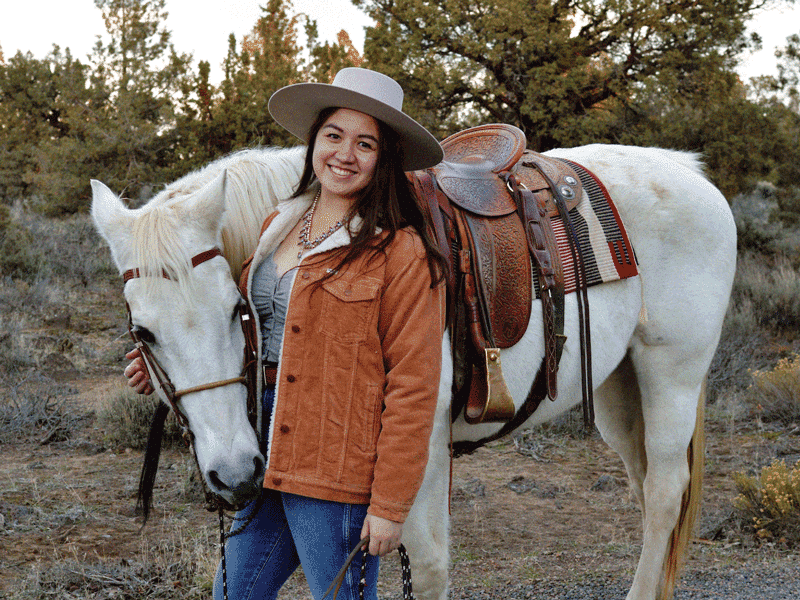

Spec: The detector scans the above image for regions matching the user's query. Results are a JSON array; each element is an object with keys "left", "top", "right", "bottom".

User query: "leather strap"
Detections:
[
  {"left": 533, "top": 160, "right": 594, "bottom": 428},
  {"left": 323, "top": 536, "right": 414, "bottom": 600},
  {"left": 504, "top": 173, "right": 563, "bottom": 400},
  {"left": 412, "top": 171, "right": 455, "bottom": 296},
  {"left": 123, "top": 247, "right": 223, "bottom": 283}
]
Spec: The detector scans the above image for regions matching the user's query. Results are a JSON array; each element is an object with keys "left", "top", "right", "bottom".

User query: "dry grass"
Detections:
[
  {"left": 733, "top": 459, "right": 800, "bottom": 547},
  {"left": 746, "top": 354, "right": 800, "bottom": 425},
  {"left": 8, "top": 530, "right": 219, "bottom": 600},
  {"left": 733, "top": 252, "right": 800, "bottom": 330},
  {"left": 97, "top": 386, "right": 185, "bottom": 451},
  {"left": 0, "top": 372, "right": 84, "bottom": 444}
]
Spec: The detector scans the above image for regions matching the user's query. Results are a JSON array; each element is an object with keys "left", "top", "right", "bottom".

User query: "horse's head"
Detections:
[{"left": 91, "top": 173, "right": 263, "bottom": 512}]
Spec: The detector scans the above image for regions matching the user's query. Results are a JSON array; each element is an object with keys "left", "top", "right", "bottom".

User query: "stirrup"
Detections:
[{"left": 465, "top": 348, "right": 516, "bottom": 424}]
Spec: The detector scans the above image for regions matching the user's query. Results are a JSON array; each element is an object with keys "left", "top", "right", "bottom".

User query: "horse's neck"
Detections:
[
  {"left": 217, "top": 147, "right": 305, "bottom": 280},
  {"left": 159, "top": 146, "right": 306, "bottom": 281}
]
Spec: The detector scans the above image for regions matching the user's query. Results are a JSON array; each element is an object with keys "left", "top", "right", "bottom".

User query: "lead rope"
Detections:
[
  {"left": 218, "top": 493, "right": 265, "bottom": 600},
  {"left": 323, "top": 536, "right": 415, "bottom": 600},
  {"left": 219, "top": 508, "right": 229, "bottom": 600}
]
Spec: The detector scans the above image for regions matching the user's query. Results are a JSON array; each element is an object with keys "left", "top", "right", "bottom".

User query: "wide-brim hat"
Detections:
[{"left": 268, "top": 68, "right": 443, "bottom": 172}]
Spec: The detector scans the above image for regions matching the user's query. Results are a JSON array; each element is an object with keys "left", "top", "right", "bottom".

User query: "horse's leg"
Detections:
[
  {"left": 593, "top": 354, "right": 647, "bottom": 514},
  {"left": 402, "top": 337, "right": 453, "bottom": 600},
  {"left": 624, "top": 343, "right": 706, "bottom": 600}
]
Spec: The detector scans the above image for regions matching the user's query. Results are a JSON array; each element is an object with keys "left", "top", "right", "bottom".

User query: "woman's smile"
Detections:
[{"left": 313, "top": 108, "right": 380, "bottom": 203}]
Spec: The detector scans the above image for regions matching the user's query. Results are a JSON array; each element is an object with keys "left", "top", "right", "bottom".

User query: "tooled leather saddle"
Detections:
[{"left": 410, "top": 124, "right": 593, "bottom": 433}]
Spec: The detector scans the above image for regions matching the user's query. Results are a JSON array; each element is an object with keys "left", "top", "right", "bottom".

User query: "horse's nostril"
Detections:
[
  {"left": 208, "top": 470, "right": 228, "bottom": 492},
  {"left": 253, "top": 456, "right": 265, "bottom": 480}
]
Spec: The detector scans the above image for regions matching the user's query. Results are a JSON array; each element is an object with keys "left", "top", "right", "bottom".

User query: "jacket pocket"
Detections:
[{"left": 318, "top": 276, "right": 382, "bottom": 343}]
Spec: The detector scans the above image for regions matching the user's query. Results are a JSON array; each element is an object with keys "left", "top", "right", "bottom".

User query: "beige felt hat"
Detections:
[{"left": 268, "top": 68, "right": 443, "bottom": 172}]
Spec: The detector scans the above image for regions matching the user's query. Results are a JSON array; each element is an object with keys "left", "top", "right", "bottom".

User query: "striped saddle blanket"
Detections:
[{"left": 534, "top": 160, "right": 638, "bottom": 298}]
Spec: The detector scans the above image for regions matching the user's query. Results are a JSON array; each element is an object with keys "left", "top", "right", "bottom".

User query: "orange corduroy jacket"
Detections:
[{"left": 239, "top": 190, "right": 445, "bottom": 523}]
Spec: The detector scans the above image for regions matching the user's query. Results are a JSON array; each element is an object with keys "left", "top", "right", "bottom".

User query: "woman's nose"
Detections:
[{"left": 335, "top": 142, "right": 356, "bottom": 162}]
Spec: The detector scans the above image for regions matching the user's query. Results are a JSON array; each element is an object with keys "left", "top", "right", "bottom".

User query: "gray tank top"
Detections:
[{"left": 250, "top": 250, "right": 296, "bottom": 363}]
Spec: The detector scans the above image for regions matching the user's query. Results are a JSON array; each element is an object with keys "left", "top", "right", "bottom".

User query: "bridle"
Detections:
[{"left": 123, "top": 247, "right": 259, "bottom": 508}]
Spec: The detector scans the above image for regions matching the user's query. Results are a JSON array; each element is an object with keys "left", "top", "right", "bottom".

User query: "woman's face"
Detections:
[{"left": 312, "top": 108, "right": 380, "bottom": 203}]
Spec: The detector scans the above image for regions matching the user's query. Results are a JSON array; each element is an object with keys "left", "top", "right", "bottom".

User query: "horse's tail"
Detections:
[{"left": 660, "top": 379, "right": 706, "bottom": 600}]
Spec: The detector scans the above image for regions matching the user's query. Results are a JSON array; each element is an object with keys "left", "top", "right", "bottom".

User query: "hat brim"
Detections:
[{"left": 268, "top": 82, "right": 443, "bottom": 172}]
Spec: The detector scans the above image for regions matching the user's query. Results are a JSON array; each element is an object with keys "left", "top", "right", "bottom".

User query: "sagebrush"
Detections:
[
  {"left": 733, "top": 459, "right": 800, "bottom": 547},
  {"left": 98, "top": 386, "right": 185, "bottom": 450},
  {"left": 747, "top": 353, "right": 800, "bottom": 424}
]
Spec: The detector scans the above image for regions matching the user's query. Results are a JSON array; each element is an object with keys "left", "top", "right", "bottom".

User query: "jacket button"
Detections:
[
  {"left": 286, "top": 374, "right": 296, "bottom": 383},
  {"left": 280, "top": 424, "right": 290, "bottom": 433},
  {"left": 291, "top": 325, "right": 300, "bottom": 333},
  {"left": 301, "top": 272, "right": 310, "bottom": 280},
  {"left": 272, "top": 477, "right": 282, "bottom": 486}
]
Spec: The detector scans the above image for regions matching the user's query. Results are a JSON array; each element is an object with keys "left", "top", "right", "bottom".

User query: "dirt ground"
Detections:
[{"left": 2, "top": 367, "right": 797, "bottom": 599}]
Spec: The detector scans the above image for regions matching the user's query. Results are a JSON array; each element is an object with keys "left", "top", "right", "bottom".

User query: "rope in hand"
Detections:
[
  {"left": 218, "top": 497, "right": 263, "bottom": 600},
  {"left": 323, "top": 535, "right": 415, "bottom": 600}
]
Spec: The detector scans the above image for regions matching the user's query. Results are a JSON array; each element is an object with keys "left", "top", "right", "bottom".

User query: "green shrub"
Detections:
[
  {"left": 733, "top": 459, "right": 800, "bottom": 547},
  {"left": 746, "top": 353, "right": 800, "bottom": 424},
  {"left": 98, "top": 386, "right": 184, "bottom": 450}
]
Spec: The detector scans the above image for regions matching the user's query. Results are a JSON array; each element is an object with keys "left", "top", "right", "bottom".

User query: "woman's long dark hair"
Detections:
[{"left": 291, "top": 107, "right": 446, "bottom": 287}]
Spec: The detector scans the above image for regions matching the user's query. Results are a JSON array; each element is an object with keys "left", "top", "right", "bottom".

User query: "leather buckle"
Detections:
[{"left": 263, "top": 364, "right": 278, "bottom": 386}]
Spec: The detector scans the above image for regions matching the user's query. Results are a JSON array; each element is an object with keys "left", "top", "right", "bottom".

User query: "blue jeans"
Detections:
[{"left": 212, "top": 387, "right": 379, "bottom": 600}]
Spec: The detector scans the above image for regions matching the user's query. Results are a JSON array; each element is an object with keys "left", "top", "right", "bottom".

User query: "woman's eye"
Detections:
[{"left": 133, "top": 326, "right": 156, "bottom": 345}]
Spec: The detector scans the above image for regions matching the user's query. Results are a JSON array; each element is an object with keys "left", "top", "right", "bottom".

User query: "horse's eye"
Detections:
[{"left": 132, "top": 326, "right": 156, "bottom": 345}]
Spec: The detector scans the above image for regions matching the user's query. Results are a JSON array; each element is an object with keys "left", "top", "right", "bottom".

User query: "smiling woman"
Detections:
[{"left": 120, "top": 66, "right": 448, "bottom": 600}]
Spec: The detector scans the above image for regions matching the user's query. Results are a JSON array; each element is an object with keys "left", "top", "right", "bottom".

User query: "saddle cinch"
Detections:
[{"left": 411, "top": 124, "right": 585, "bottom": 425}]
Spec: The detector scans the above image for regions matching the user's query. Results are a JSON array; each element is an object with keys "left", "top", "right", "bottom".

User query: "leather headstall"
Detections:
[{"left": 122, "top": 247, "right": 258, "bottom": 459}]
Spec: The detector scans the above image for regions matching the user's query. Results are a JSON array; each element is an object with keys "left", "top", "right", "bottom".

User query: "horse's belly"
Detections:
[{"left": 451, "top": 276, "right": 641, "bottom": 442}]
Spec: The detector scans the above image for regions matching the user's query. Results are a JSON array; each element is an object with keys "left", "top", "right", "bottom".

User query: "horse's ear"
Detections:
[
  {"left": 90, "top": 179, "right": 134, "bottom": 270},
  {"left": 179, "top": 170, "right": 227, "bottom": 236}
]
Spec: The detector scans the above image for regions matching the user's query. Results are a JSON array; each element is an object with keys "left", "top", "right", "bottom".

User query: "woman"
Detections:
[{"left": 126, "top": 68, "right": 446, "bottom": 600}]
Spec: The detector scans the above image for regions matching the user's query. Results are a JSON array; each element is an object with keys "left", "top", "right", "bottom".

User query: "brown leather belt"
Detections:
[{"left": 263, "top": 363, "right": 278, "bottom": 386}]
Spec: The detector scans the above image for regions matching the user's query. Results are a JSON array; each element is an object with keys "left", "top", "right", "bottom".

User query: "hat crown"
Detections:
[{"left": 332, "top": 68, "right": 404, "bottom": 113}]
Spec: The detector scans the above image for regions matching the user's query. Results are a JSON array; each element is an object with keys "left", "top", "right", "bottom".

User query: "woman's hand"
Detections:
[
  {"left": 360, "top": 514, "right": 403, "bottom": 557},
  {"left": 124, "top": 348, "right": 154, "bottom": 395}
]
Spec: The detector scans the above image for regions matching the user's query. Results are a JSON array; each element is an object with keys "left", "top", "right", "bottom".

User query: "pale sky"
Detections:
[{"left": 0, "top": 0, "right": 798, "bottom": 83}]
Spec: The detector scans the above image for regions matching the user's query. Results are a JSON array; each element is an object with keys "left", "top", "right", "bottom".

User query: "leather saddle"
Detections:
[{"left": 412, "top": 124, "right": 584, "bottom": 424}]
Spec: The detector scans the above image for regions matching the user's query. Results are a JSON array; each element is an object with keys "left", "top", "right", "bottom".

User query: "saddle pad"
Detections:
[{"left": 534, "top": 159, "right": 638, "bottom": 298}]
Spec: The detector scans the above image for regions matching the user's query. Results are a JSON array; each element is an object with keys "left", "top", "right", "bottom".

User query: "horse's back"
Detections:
[{"left": 548, "top": 144, "right": 736, "bottom": 370}]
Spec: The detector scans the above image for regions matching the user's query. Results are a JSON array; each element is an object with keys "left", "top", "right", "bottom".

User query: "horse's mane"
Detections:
[
  {"left": 150, "top": 146, "right": 306, "bottom": 281},
  {"left": 130, "top": 203, "right": 196, "bottom": 297}
]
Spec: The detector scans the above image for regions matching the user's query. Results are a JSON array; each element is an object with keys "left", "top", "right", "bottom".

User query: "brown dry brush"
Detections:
[
  {"left": 0, "top": 372, "right": 84, "bottom": 444},
  {"left": 10, "top": 540, "right": 215, "bottom": 600},
  {"left": 733, "top": 459, "right": 800, "bottom": 547}
]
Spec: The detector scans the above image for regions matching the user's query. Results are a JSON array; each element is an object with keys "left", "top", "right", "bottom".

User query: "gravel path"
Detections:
[{"left": 444, "top": 565, "right": 800, "bottom": 600}]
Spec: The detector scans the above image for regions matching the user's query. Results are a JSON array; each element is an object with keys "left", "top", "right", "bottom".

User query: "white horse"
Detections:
[{"left": 91, "top": 143, "right": 736, "bottom": 600}]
